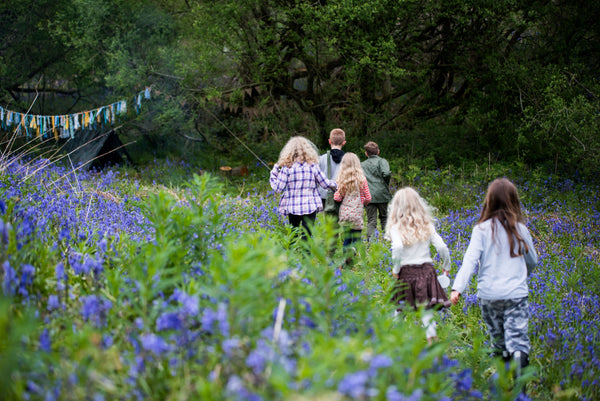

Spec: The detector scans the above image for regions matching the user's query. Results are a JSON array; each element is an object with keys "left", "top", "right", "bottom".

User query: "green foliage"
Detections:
[{"left": 518, "top": 69, "right": 600, "bottom": 175}]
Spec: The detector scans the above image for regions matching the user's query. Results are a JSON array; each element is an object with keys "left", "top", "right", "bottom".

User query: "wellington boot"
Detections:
[{"left": 512, "top": 351, "right": 530, "bottom": 395}]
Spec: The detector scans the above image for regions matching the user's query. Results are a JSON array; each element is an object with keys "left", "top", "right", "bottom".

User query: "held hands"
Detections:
[{"left": 450, "top": 290, "right": 461, "bottom": 305}]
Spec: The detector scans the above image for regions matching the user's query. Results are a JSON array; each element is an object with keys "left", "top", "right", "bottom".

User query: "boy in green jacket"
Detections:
[{"left": 361, "top": 141, "right": 393, "bottom": 240}]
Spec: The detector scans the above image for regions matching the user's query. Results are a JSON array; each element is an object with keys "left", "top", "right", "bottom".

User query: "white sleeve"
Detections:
[
  {"left": 520, "top": 224, "right": 538, "bottom": 275},
  {"left": 430, "top": 231, "right": 450, "bottom": 272},
  {"left": 390, "top": 228, "right": 404, "bottom": 274},
  {"left": 452, "top": 226, "right": 482, "bottom": 294}
]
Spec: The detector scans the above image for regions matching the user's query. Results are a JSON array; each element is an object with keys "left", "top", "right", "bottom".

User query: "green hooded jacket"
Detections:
[{"left": 361, "top": 155, "right": 392, "bottom": 203}]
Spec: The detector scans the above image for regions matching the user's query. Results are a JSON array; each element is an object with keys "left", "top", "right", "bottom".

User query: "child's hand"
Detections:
[
  {"left": 450, "top": 290, "right": 460, "bottom": 305},
  {"left": 392, "top": 273, "right": 399, "bottom": 279}
]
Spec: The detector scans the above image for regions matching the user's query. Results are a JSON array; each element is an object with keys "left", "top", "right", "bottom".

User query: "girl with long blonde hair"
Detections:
[
  {"left": 270, "top": 136, "right": 337, "bottom": 240},
  {"left": 334, "top": 153, "right": 371, "bottom": 257},
  {"left": 385, "top": 187, "right": 450, "bottom": 343}
]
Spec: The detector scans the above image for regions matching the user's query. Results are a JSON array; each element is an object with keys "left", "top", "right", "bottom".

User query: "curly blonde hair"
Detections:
[
  {"left": 335, "top": 152, "right": 366, "bottom": 195},
  {"left": 277, "top": 136, "right": 319, "bottom": 167},
  {"left": 384, "top": 187, "right": 435, "bottom": 246}
]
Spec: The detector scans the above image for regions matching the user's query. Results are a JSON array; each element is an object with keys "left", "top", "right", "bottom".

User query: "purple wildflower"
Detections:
[
  {"left": 140, "top": 333, "right": 172, "bottom": 356},
  {"left": 225, "top": 375, "right": 262, "bottom": 401},
  {"left": 0, "top": 221, "right": 10, "bottom": 245},
  {"left": 369, "top": 354, "right": 393, "bottom": 376},
  {"left": 18, "top": 263, "right": 35, "bottom": 297},
  {"left": 80, "top": 295, "right": 112, "bottom": 328},
  {"left": 338, "top": 370, "right": 369, "bottom": 398},
  {"left": 39, "top": 328, "right": 51, "bottom": 352},
  {"left": 2, "top": 261, "right": 16, "bottom": 296},
  {"left": 55, "top": 262, "right": 67, "bottom": 291},
  {"left": 156, "top": 312, "right": 183, "bottom": 331},
  {"left": 222, "top": 337, "right": 241, "bottom": 357},
  {"left": 171, "top": 289, "right": 199, "bottom": 316},
  {"left": 47, "top": 295, "right": 60, "bottom": 311}
]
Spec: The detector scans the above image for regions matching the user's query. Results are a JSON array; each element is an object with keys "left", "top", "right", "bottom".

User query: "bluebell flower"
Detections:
[
  {"left": 80, "top": 295, "right": 112, "bottom": 328},
  {"left": 18, "top": 263, "right": 35, "bottom": 297},
  {"left": 454, "top": 369, "right": 474, "bottom": 392},
  {"left": 140, "top": 333, "right": 172, "bottom": 356},
  {"left": 0, "top": 199, "right": 5, "bottom": 214},
  {"left": 407, "top": 388, "right": 424, "bottom": 401},
  {"left": 39, "top": 328, "right": 51, "bottom": 352},
  {"left": 58, "top": 225, "right": 70, "bottom": 242},
  {"left": 0, "top": 221, "right": 10, "bottom": 245},
  {"left": 386, "top": 386, "right": 404, "bottom": 401},
  {"left": 222, "top": 337, "right": 241, "bottom": 357},
  {"left": 369, "top": 354, "right": 393, "bottom": 374},
  {"left": 97, "top": 237, "right": 108, "bottom": 253},
  {"left": 225, "top": 375, "right": 263, "bottom": 401},
  {"left": 172, "top": 290, "right": 199, "bottom": 316},
  {"left": 156, "top": 312, "right": 183, "bottom": 332},
  {"left": 47, "top": 295, "right": 60, "bottom": 311},
  {"left": 2, "top": 261, "right": 16, "bottom": 296},
  {"left": 102, "top": 334, "right": 113, "bottom": 349},
  {"left": 338, "top": 370, "right": 369, "bottom": 398},
  {"left": 246, "top": 339, "right": 270, "bottom": 374},
  {"left": 55, "top": 262, "right": 67, "bottom": 289},
  {"left": 201, "top": 308, "right": 217, "bottom": 332}
]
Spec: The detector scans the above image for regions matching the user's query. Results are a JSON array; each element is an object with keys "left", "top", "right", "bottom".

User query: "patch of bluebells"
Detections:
[
  {"left": 80, "top": 295, "right": 112, "bottom": 328},
  {"left": 3, "top": 158, "right": 600, "bottom": 399},
  {"left": 2, "top": 157, "right": 152, "bottom": 254}
]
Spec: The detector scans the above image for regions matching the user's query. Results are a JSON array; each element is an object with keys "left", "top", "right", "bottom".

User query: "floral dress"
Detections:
[{"left": 334, "top": 180, "right": 371, "bottom": 230}]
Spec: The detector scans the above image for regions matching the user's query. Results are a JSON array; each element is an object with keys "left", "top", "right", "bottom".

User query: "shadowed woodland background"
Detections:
[{"left": 1, "top": 0, "right": 599, "bottom": 175}]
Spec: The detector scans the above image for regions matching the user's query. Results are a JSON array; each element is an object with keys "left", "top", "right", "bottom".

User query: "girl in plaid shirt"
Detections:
[{"left": 270, "top": 136, "right": 337, "bottom": 239}]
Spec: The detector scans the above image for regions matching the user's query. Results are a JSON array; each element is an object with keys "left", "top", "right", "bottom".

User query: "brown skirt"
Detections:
[{"left": 391, "top": 263, "right": 451, "bottom": 311}]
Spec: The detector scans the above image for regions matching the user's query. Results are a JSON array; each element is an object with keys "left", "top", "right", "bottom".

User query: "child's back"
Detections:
[{"left": 455, "top": 219, "right": 537, "bottom": 300}]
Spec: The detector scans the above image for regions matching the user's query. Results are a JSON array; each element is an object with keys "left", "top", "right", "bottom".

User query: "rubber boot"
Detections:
[
  {"left": 512, "top": 351, "right": 530, "bottom": 394},
  {"left": 512, "top": 351, "right": 529, "bottom": 378}
]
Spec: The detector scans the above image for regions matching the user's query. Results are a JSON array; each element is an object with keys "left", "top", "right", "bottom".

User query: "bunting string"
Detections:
[{"left": 0, "top": 87, "right": 152, "bottom": 139}]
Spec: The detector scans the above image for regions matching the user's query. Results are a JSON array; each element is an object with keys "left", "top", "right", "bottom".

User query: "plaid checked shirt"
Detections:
[{"left": 270, "top": 162, "right": 337, "bottom": 216}]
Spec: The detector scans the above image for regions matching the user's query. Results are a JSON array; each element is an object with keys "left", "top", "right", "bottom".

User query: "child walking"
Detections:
[
  {"left": 334, "top": 153, "right": 371, "bottom": 260},
  {"left": 270, "top": 136, "right": 337, "bottom": 240},
  {"left": 451, "top": 178, "right": 537, "bottom": 378},
  {"left": 361, "top": 141, "right": 392, "bottom": 240},
  {"left": 384, "top": 187, "right": 451, "bottom": 344},
  {"left": 318, "top": 128, "right": 346, "bottom": 218}
]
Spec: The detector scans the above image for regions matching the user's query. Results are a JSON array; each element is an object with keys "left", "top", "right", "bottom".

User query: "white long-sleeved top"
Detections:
[
  {"left": 390, "top": 225, "right": 451, "bottom": 274},
  {"left": 452, "top": 219, "right": 537, "bottom": 300}
]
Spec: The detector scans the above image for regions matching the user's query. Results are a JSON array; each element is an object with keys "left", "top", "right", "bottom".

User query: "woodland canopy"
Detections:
[{"left": 1, "top": 0, "right": 599, "bottom": 174}]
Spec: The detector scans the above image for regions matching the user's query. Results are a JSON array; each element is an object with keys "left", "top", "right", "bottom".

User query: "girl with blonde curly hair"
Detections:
[
  {"left": 270, "top": 136, "right": 337, "bottom": 240},
  {"left": 334, "top": 153, "right": 371, "bottom": 256},
  {"left": 385, "top": 187, "right": 450, "bottom": 344}
]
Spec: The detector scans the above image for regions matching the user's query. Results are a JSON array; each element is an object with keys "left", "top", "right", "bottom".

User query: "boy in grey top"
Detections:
[
  {"left": 318, "top": 128, "right": 346, "bottom": 213},
  {"left": 361, "top": 141, "right": 392, "bottom": 239}
]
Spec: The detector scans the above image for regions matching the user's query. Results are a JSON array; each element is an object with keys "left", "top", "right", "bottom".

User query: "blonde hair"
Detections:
[
  {"left": 329, "top": 128, "right": 346, "bottom": 146},
  {"left": 335, "top": 152, "right": 366, "bottom": 195},
  {"left": 384, "top": 187, "right": 435, "bottom": 245},
  {"left": 277, "top": 136, "right": 319, "bottom": 167}
]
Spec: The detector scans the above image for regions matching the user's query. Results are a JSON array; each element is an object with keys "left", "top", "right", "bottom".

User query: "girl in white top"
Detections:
[
  {"left": 385, "top": 187, "right": 451, "bottom": 343},
  {"left": 451, "top": 178, "right": 537, "bottom": 377}
]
